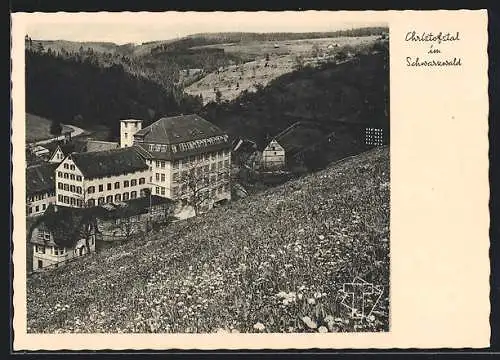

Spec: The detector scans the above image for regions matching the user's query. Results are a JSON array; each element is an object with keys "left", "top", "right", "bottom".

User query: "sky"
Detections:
[{"left": 19, "top": 11, "right": 388, "bottom": 45}]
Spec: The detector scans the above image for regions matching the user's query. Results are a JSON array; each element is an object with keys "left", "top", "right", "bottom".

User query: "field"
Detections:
[
  {"left": 27, "top": 146, "right": 390, "bottom": 333},
  {"left": 25, "top": 113, "right": 72, "bottom": 143},
  {"left": 185, "top": 36, "right": 380, "bottom": 104}
]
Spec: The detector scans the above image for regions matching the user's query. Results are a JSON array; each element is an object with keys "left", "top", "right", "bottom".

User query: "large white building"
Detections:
[
  {"left": 55, "top": 147, "right": 150, "bottom": 208},
  {"left": 132, "top": 114, "right": 232, "bottom": 212},
  {"left": 120, "top": 119, "right": 142, "bottom": 148}
]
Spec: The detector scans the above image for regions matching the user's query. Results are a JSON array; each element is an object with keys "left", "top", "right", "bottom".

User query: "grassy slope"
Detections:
[
  {"left": 26, "top": 113, "right": 72, "bottom": 143},
  {"left": 27, "top": 146, "right": 389, "bottom": 334}
]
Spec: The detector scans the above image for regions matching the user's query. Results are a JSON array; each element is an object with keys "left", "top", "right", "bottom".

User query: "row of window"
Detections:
[
  {"left": 62, "top": 163, "right": 76, "bottom": 170},
  {"left": 58, "top": 182, "right": 83, "bottom": 194},
  {"left": 149, "top": 150, "right": 230, "bottom": 169},
  {"left": 27, "top": 192, "right": 55, "bottom": 202},
  {"left": 166, "top": 183, "right": 230, "bottom": 197},
  {"left": 152, "top": 161, "right": 230, "bottom": 183},
  {"left": 57, "top": 190, "right": 147, "bottom": 207},
  {"left": 87, "top": 178, "right": 146, "bottom": 194},
  {"left": 57, "top": 171, "right": 82, "bottom": 181},
  {"left": 34, "top": 239, "right": 94, "bottom": 256},
  {"left": 27, "top": 201, "right": 53, "bottom": 214},
  {"left": 146, "top": 136, "right": 229, "bottom": 154},
  {"left": 58, "top": 195, "right": 84, "bottom": 207}
]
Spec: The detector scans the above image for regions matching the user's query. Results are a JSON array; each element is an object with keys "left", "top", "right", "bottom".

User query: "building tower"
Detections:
[{"left": 120, "top": 119, "right": 143, "bottom": 148}]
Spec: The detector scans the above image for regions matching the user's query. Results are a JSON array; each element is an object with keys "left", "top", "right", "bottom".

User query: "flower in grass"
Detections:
[
  {"left": 318, "top": 326, "right": 328, "bottom": 333},
  {"left": 318, "top": 235, "right": 325, "bottom": 240},
  {"left": 277, "top": 291, "right": 287, "bottom": 298},
  {"left": 253, "top": 322, "right": 265, "bottom": 331},
  {"left": 216, "top": 328, "right": 229, "bottom": 334},
  {"left": 302, "top": 316, "right": 317, "bottom": 329},
  {"left": 324, "top": 315, "right": 335, "bottom": 324},
  {"left": 307, "top": 298, "right": 316, "bottom": 305}
]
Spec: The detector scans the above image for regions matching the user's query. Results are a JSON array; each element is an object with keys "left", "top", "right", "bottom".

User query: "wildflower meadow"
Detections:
[{"left": 27, "top": 146, "right": 390, "bottom": 333}]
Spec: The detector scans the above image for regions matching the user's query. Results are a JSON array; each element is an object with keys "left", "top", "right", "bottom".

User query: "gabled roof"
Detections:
[
  {"left": 26, "top": 163, "right": 58, "bottom": 197},
  {"left": 86, "top": 139, "right": 119, "bottom": 153},
  {"left": 134, "top": 114, "right": 226, "bottom": 145},
  {"left": 70, "top": 147, "right": 148, "bottom": 179},
  {"left": 44, "top": 140, "right": 86, "bottom": 157},
  {"left": 264, "top": 139, "right": 284, "bottom": 152},
  {"left": 271, "top": 122, "right": 326, "bottom": 155}
]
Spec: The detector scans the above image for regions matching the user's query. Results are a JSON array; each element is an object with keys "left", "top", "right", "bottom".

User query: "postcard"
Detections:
[{"left": 11, "top": 10, "right": 490, "bottom": 350}]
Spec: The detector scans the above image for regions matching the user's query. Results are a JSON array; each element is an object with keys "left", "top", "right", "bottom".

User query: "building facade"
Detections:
[
  {"left": 55, "top": 147, "right": 150, "bottom": 208},
  {"left": 120, "top": 119, "right": 142, "bottom": 148},
  {"left": 132, "top": 114, "right": 232, "bottom": 212},
  {"left": 29, "top": 205, "right": 97, "bottom": 271},
  {"left": 26, "top": 163, "right": 58, "bottom": 216},
  {"left": 261, "top": 139, "right": 286, "bottom": 170}
]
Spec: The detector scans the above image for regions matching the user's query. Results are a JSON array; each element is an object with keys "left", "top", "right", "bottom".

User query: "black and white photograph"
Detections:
[{"left": 22, "top": 12, "right": 390, "bottom": 334}]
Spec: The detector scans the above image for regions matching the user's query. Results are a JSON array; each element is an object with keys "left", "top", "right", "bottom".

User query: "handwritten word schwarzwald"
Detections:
[{"left": 405, "top": 31, "right": 462, "bottom": 67}]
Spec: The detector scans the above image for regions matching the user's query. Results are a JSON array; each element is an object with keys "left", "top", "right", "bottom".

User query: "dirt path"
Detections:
[{"left": 30, "top": 124, "right": 86, "bottom": 146}]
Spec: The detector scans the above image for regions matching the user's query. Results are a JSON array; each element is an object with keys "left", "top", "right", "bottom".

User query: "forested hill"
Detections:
[{"left": 25, "top": 49, "right": 203, "bottom": 140}]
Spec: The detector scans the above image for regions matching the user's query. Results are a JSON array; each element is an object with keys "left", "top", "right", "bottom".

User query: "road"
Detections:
[{"left": 30, "top": 124, "right": 86, "bottom": 146}]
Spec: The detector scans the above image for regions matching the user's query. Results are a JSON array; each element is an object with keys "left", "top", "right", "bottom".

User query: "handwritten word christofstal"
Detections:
[
  {"left": 405, "top": 30, "right": 462, "bottom": 67},
  {"left": 405, "top": 31, "right": 460, "bottom": 44}
]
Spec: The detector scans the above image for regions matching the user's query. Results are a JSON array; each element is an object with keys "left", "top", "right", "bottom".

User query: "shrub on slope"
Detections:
[{"left": 27, "top": 146, "right": 390, "bottom": 333}]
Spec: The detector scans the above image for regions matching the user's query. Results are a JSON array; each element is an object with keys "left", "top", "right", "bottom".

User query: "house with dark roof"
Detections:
[
  {"left": 86, "top": 139, "right": 119, "bottom": 153},
  {"left": 26, "top": 163, "right": 58, "bottom": 216},
  {"left": 261, "top": 139, "right": 286, "bottom": 170},
  {"left": 54, "top": 147, "right": 150, "bottom": 208},
  {"left": 44, "top": 140, "right": 87, "bottom": 164},
  {"left": 261, "top": 122, "right": 336, "bottom": 170},
  {"left": 127, "top": 114, "right": 232, "bottom": 212},
  {"left": 29, "top": 204, "right": 97, "bottom": 272}
]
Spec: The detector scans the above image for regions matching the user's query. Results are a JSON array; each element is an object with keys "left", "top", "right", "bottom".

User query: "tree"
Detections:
[
  {"left": 73, "top": 188, "right": 102, "bottom": 254},
  {"left": 177, "top": 157, "right": 231, "bottom": 216},
  {"left": 294, "top": 55, "right": 304, "bottom": 70},
  {"left": 311, "top": 44, "right": 320, "bottom": 58},
  {"left": 215, "top": 89, "right": 222, "bottom": 104},
  {"left": 50, "top": 120, "right": 63, "bottom": 136},
  {"left": 113, "top": 205, "right": 138, "bottom": 239},
  {"left": 336, "top": 49, "right": 348, "bottom": 62}
]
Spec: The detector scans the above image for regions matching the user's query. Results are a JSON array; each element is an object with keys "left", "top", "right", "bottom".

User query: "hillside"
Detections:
[
  {"left": 25, "top": 113, "right": 74, "bottom": 143},
  {"left": 25, "top": 50, "right": 203, "bottom": 140},
  {"left": 27, "top": 146, "right": 390, "bottom": 333},
  {"left": 185, "top": 35, "right": 381, "bottom": 104}
]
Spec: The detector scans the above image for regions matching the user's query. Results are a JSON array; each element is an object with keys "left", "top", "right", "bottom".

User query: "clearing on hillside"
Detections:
[
  {"left": 27, "top": 146, "right": 390, "bottom": 334},
  {"left": 185, "top": 36, "right": 380, "bottom": 104},
  {"left": 25, "top": 113, "right": 72, "bottom": 143}
]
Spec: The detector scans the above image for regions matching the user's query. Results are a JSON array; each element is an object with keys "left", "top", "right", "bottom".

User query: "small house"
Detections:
[
  {"left": 29, "top": 204, "right": 97, "bottom": 272},
  {"left": 261, "top": 139, "right": 286, "bottom": 170},
  {"left": 26, "top": 163, "right": 58, "bottom": 216}
]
